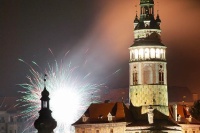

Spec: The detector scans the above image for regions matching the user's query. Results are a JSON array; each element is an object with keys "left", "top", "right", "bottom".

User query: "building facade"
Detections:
[{"left": 0, "top": 97, "right": 34, "bottom": 133}]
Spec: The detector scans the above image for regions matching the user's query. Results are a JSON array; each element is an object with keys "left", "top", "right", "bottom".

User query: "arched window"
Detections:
[
  {"left": 145, "top": 48, "right": 149, "bottom": 59},
  {"left": 160, "top": 49, "right": 164, "bottom": 59},
  {"left": 150, "top": 48, "right": 155, "bottom": 58},
  {"left": 132, "top": 51, "right": 134, "bottom": 60},
  {"left": 135, "top": 49, "right": 138, "bottom": 60},
  {"left": 159, "top": 71, "right": 164, "bottom": 84},
  {"left": 156, "top": 49, "right": 160, "bottom": 58},
  {"left": 133, "top": 71, "right": 138, "bottom": 85},
  {"left": 139, "top": 49, "right": 144, "bottom": 59},
  {"left": 163, "top": 49, "right": 166, "bottom": 59}
]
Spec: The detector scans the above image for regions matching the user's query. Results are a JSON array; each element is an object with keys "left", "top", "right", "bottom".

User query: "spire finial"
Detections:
[
  {"left": 135, "top": 5, "right": 138, "bottom": 16},
  {"left": 44, "top": 74, "right": 47, "bottom": 88},
  {"left": 157, "top": 1, "right": 160, "bottom": 14}
]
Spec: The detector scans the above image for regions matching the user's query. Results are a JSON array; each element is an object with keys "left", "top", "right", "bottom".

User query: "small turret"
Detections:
[
  {"left": 134, "top": 13, "right": 139, "bottom": 29},
  {"left": 156, "top": 14, "right": 161, "bottom": 25}
]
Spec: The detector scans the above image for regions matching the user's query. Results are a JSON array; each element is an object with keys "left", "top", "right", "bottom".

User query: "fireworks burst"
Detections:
[{"left": 18, "top": 50, "right": 100, "bottom": 133}]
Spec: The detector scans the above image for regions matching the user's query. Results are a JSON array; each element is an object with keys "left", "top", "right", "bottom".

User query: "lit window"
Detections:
[
  {"left": 145, "top": 48, "right": 149, "bottom": 59},
  {"left": 156, "top": 49, "right": 160, "bottom": 58},
  {"left": 139, "top": 49, "right": 144, "bottom": 59},
  {"left": 178, "top": 114, "right": 181, "bottom": 121},
  {"left": 82, "top": 116, "right": 88, "bottom": 122},
  {"left": 135, "top": 49, "right": 138, "bottom": 60},
  {"left": 160, "top": 49, "right": 164, "bottom": 59},
  {"left": 43, "top": 101, "right": 47, "bottom": 108},
  {"left": 163, "top": 49, "right": 166, "bottom": 59},
  {"left": 150, "top": 48, "right": 155, "bottom": 58},
  {"left": 131, "top": 50, "right": 134, "bottom": 61},
  {"left": 107, "top": 113, "right": 114, "bottom": 122}
]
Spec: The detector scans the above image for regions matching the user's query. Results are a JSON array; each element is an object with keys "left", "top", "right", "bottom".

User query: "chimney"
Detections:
[
  {"left": 147, "top": 106, "right": 154, "bottom": 124},
  {"left": 173, "top": 104, "right": 177, "bottom": 121},
  {"left": 192, "top": 93, "right": 198, "bottom": 102}
]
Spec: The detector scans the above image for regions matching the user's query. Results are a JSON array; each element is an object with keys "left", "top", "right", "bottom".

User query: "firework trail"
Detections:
[{"left": 18, "top": 49, "right": 101, "bottom": 133}]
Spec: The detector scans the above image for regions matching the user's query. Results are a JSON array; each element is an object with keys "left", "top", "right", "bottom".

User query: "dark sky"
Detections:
[{"left": 1, "top": 0, "right": 200, "bottom": 96}]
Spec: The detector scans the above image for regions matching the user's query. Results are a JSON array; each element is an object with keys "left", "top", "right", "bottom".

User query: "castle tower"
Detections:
[{"left": 129, "top": 0, "right": 169, "bottom": 116}]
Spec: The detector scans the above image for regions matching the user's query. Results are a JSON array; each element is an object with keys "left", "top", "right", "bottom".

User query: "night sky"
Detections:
[{"left": 1, "top": 0, "right": 200, "bottom": 96}]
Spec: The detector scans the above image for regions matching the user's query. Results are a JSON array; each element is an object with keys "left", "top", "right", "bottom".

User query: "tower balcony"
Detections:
[{"left": 129, "top": 46, "right": 166, "bottom": 62}]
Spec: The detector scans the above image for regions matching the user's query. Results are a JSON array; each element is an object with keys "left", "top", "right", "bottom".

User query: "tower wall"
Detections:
[{"left": 129, "top": 61, "right": 167, "bottom": 85}]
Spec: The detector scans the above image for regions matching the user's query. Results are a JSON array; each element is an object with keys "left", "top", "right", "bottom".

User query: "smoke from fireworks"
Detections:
[{"left": 18, "top": 49, "right": 101, "bottom": 133}]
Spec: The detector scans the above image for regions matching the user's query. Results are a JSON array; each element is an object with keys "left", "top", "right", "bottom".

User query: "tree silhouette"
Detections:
[{"left": 190, "top": 100, "right": 200, "bottom": 121}]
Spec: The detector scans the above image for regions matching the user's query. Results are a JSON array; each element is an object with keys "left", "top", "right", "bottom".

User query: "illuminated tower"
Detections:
[{"left": 129, "top": 0, "right": 169, "bottom": 116}]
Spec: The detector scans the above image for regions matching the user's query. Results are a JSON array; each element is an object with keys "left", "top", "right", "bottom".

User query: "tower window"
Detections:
[
  {"left": 156, "top": 49, "right": 160, "bottom": 58},
  {"left": 135, "top": 49, "right": 139, "bottom": 60},
  {"left": 159, "top": 71, "right": 164, "bottom": 84},
  {"left": 43, "top": 101, "right": 47, "bottom": 108},
  {"left": 145, "top": 48, "right": 149, "bottom": 59},
  {"left": 139, "top": 49, "right": 144, "bottom": 59},
  {"left": 133, "top": 72, "right": 138, "bottom": 85},
  {"left": 160, "top": 49, "right": 164, "bottom": 59},
  {"left": 150, "top": 48, "right": 155, "bottom": 58}
]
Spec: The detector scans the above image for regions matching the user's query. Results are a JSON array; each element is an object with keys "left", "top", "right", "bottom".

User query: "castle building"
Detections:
[
  {"left": 73, "top": 0, "right": 198, "bottom": 132},
  {"left": 0, "top": 97, "right": 34, "bottom": 133}
]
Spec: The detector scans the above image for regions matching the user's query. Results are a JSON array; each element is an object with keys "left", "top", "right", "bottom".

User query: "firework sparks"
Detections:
[{"left": 18, "top": 52, "right": 100, "bottom": 133}]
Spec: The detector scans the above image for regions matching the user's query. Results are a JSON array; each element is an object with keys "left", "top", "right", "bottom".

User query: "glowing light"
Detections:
[
  {"left": 18, "top": 51, "right": 100, "bottom": 133},
  {"left": 145, "top": 48, "right": 149, "bottom": 59}
]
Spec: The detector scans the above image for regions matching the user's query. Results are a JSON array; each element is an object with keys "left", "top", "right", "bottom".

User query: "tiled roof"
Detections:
[
  {"left": 73, "top": 102, "right": 133, "bottom": 125},
  {"left": 169, "top": 104, "right": 200, "bottom": 125},
  {"left": 131, "top": 40, "right": 165, "bottom": 47}
]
